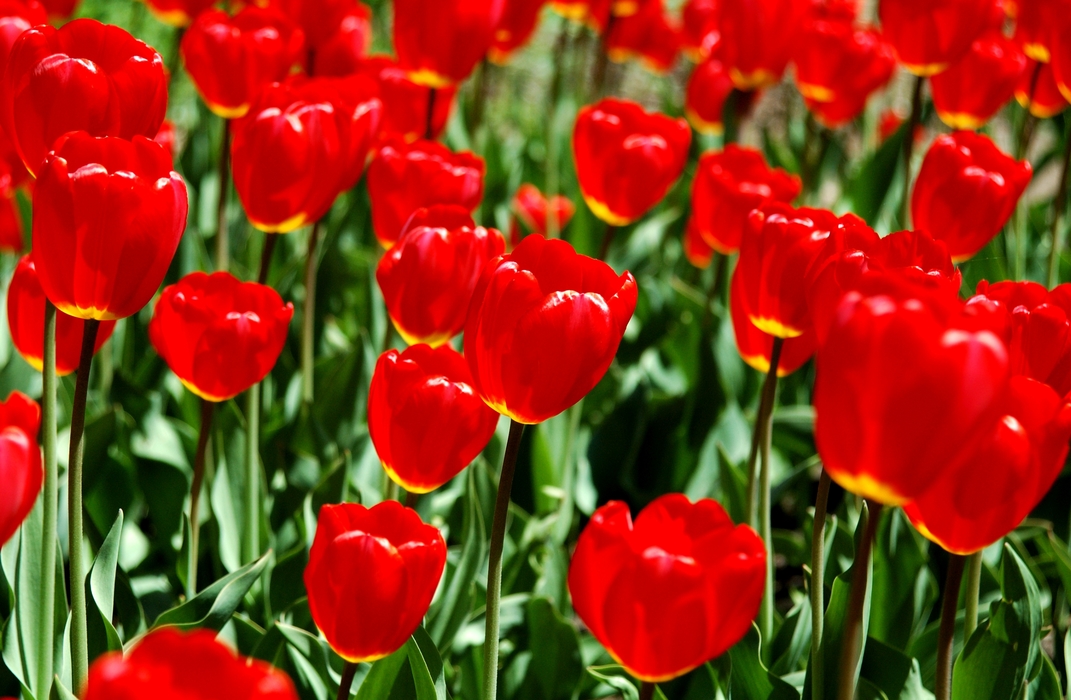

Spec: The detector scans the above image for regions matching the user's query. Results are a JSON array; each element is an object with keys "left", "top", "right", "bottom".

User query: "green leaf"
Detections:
[
  {"left": 86, "top": 511, "right": 124, "bottom": 663},
  {"left": 859, "top": 638, "right": 933, "bottom": 700},
  {"left": 728, "top": 624, "right": 801, "bottom": 700},
  {"left": 870, "top": 509, "right": 936, "bottom": 650},
  {"left": 1026, "top": 654, "right": 1060, "bottom": 700},
  {"left": 586, "top": 665, "right": 638, "bottom": 700},
  {"left": 48, "top": 675, "right": 77, "bottom": 700},
  {"left": 519, "top": 597, "right": 582, "bottom": 700},
  {"left": 407, "top": 627, "right": 447, "bottom": 700},
  {"left": 355, "top": 646, "right": 410, "bottom": 700},
  {"left": 151, "top": 551, "right": 271, "bottom": 632},
  {"left": 769, "top": 595, "right": 812, "bottom": 676}
]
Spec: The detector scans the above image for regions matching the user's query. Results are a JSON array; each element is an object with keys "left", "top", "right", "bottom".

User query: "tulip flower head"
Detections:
[
  {"left": 377, "top": 205, "right": 506, "bottom": 346},
  {"left": 393, "top": 0, "right": 506, "bottom": 87},
  {"left": 354, "top": 57, "right": 457, "bottom": 142},
  {"left": 83, "top": 627, "right": 298, "bottom": 700},
  {"left": 464, "top": 235, "right": 638, "bottom": 424},
  {"left": 719, "top": 0, "right": 810, "bottom": 89},
  {"left": 7, "top": 256, "right": 117, "bottom": 376},
  {"left": 685, "top": 56, "right": 735, "bottom": 136},
  {"left": 878, "top": 0, "right": 995, "bottom": 76},
  {"left": 573, "top": 98, "right": 690, "bottom": 226},
  {"left": 149, "top": 272, "right": 294, "bottom": 402},
  {"left": 568, "top": 494, "right": 766, "bottom": 682},
  {"left": 911, "top": 131, "right": 1031, "bottom": 262},
  {"left": 606, "top": 0, "right": 681, "bottom": 73},
  {"left": 369, "top": 344, "right": 500, "bottom": 493},
  {"left": 930, "top": 33, "right": 1027, "bottom": 130},
  {"left": 1017, "top": 59, "right": 1070, "bottom": 117},
  {"left": 33, "top": 132, "right": 189, "bottom": 321},
  {"left": 2, "top": 19, "right": 168, "bottom": 176},
  {"left": 0, "top": 0, "right": 47, "bottom": 79},
  {"left": 1013, "top": 0, "right": 1064, "bottom": 62},
  {"left": 490, "top": 0, "right": 548, "bottom": 64},
  {"left": 305, "top": 501, "right": 447, "bottom": 663},
  {"left": 680, "top": 0, "right": 720, "bottom": 62},
  {"left": 0, "top": 391, "right": 41, "bottom": 548},
  {"left": 511, "top": 183, "right": 575, "bottom": 240}
]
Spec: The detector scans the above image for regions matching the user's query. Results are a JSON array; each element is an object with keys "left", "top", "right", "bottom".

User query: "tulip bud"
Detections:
[
  {"left": 511, "top": 184, "right": 575, "bottom": 239},
  {"left": 1016, "top": 59, "right": 1070, "bottom": 117},
  {"left": 930, "top": 33, "right": 1027, "bottom": 130},
  {"left": 730, "top": 271, "right": 817, "bottom": 376},
  {"left": 0, "top": 391, "right": 40, "bottom": 548},
  {"left": 393, "top": 0, "right": 506, "bottom": 87},
  {"left": 878, "top": 0, "right": 995, "bottom": 76}
]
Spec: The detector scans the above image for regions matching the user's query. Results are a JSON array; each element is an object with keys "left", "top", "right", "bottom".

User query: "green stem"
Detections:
[
  {"left": 900, "top": 75, "right": 924, "bottom": 228},
  {"left": 245, "top": 383, "right": 260, "bottom": 563},
  {"left": 810, "top": 469, "right": 832, "bottom": 700},
  {"left": 964, "top": 551, "right": 983, "bottom": 640},
  {"left": 68, "top": 318, "right": 100, "bottom": 691},
  {"left": 1047, "top": 123, "right": 1071, "bottom": 288},
  {"left": 936, "top": 554, "right": 967, "bottom": 700},
  {"left": 303, "top": 221, "right": 322, "bottom": 405},
  {"left": 404, "top": 490, "right": 419, "bottom": 509},
  {"left": 258, "top": 233, "right": 277, "bottom": 286},
  {"left": 745, "top": 338, "right": 783, "bottom": 530},
  {"left": 482, "top": 420, "right": 526, "bottom": 700},
  {"left": 186, "top": 399, "right": 214, "bottom": 599},
  {"left": 216, "top": 119, "right": 231, "bottom": 272},
  {"left": 35, "top": 301, "right": 58, "bottom": 700},
  {"left": 837, "top": 501, "right": 881, "bottom": 700},
  {"left": 758, "top": 337, "right": 784, "bottom": 644},
  {"left": 337, "top": 661, "right": 358, "bottom": 700}
]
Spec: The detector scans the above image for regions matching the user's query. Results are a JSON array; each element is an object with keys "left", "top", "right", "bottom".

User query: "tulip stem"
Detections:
[
  {"left": 936, "top": 554, "right": 967, "bottom": 700},
  {"left": 757, "top": 336, "right": 783, "bottom": 645},
  {"left": 35, "top": 301, "right": 58, "bottom": 700},
  {"left": 303, "top": 221, "right": 322, "bottom": 405},
  {"left": 69, "top": 318, "right": 100, "bottom": 691},
  {"left": 639, "top": 682, "right": 655, "bottom": 700},
  {"left": 187, "top": 399, "right": 215, "bottom": 599},
  {"left": 483, "top": 419, "right": 526, "bottom": 700},
  {"left": 245, "top": 383, "right": 261, "bottom": 564},
  {"left": 810, "top": 468, "right": 831, "bottom": 700},
  {"left": 598, "top": 224, "right": 616, "bottom": 261},
  {"left": 900, "top": 75, "right": 924, "bottom": 228},
  {"left": 965, "top": 551, "right": 983, "bottom": 639},
  {"left": 1047, "top": 123, "right": 1071, "bottom": 288},
  {"left": 426, "top": 88, "right": 437, "bottom": 141},
  {"left": 404, "top": 490, "right": 419, "bottom": 509},
  {"left": 837, "top": 500, "right": 881, "bottom": 700},
  {"left": 337, "top": 661, "right": 358, "bottom": 700},
  {"left": 744, "top": 337, "right": 782, "bottom": 528},
  {"left": 258, "top": 233, "right": 278, "bottom": 286},
  {"left": 216, "top": 119, "right": 231, "bottom": 272}
]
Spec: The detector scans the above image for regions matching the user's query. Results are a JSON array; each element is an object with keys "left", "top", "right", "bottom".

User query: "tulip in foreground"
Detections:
[
  {"left": 0, "top": 391, "right": 41, "bottom": 548},
  {"left": 305, "top": 501, "right": 447, "bottom": 662},
  {"left": 568, "top": 494, "right": 766, "bottom": 683}
]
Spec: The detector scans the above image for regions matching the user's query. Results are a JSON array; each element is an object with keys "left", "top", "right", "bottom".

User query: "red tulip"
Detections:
[
  {"left": 680, "top": 0, "right": 720, "bottom": 62},
  {"left": 912, "top": 131, "right": 1031, "bottom": 262},
  {"left": 734, "top": 204, "right": 873, "bottom": 339},
  {"left": 550, "top": 0, "right": 611, "bottom": 30},
  {"left": 567, "top": 494, "right": 765, "bottom": 683},
  {"left": 1013, "top": 0, "right": 1065, "bottom": 62},
  {"left": 719, "top": 0, "right": 810, "bottom": 89},
  {"left": 0, "top": 189, "right": 20, "bottom": 252},
  {"left": 308, "top": 5, "right": 372, "bottom": 76},
  {"left": 181, "top": 7, "right": 306, "bottom": 119},
  {"left": 511, "top": 183, "right": 575, "bottom": 239},
  {"left": 7, "top": 256, "right": 116, "bottom": 376},
  {"left": 263, "top": 0, "right": 368, "bottom": 50},
  {"left": 814, "top": 283, "right": 1009, "bottom": 504},
  {"left": 369, "top": 344, "right": 500, "bottom": 493},
  {"left": 154, "top": 119, "right": 177, "bottom": 161},
  {"left": 38, "top": 0, "right": 76, "bottom": 18},
  {"left": 685, "top": 56, "right": 735, "bottom": 136},
  {"left": 793, "top": 18, "right": 896, "bottom": 128},
  {"left": 83, "top": 628, "right": 298, "bottom": 700},
  {"left": 730, "top": 270, "right": 817, "bottom": 376},
  {"left": 0, "top": 391, "right": 40, "bottom": 548},
  {"left": 1017, "top": 59, "right": 1070, "bottom": 117},
  {"left": 1052, "top": 12, "right": 1071, "bottom": 102},
  {"left": 33, "top": 132, "right": 188, "bottom": 321},
  {"left": 464, "top": 235, "right": 637, "bottom": 424},
  {"left": 606, "top": 0, "right": 680, "bottom": 73},
  {"left": 149, "top": 272, "right": 294, "bottom": 402},
  {"left": 878, "top": 0, "right": 994, "bottom": 76},
  {"left": 393, "top": 0, "right": 505, "bottom": 87},
  {"left": 904, "top": 376, "right": 1071, "bottom": 554},
  {"left": 377, "top": 206, "right": 505, "bottom": 346},
  {"left": 490, "top": 0, "right": 547, "bottom": 64},
  {"left": 2, "top": 19, "right": 168, "bottom": 176},
  {"left": 683, "top": 217, "right": 714, "bottom": 269},
  {"left": 573, "top": 98, "right": 690, "bottom": 226},
  {"left": 351, "top": 57, "right": 456, "bottom": 141},
  {"left": 366, "top": 138, "right": 485, "bottom": 247},
  {"left": 143, "top": 0, "right": 216, "bottom": 26},
  {"left": 691, "top": 145, "right": 801, "bottom": 255},
  {"left": 930, "top": 33, "right": 1027, "bottom": 130},
  {"left": 0, "top": 0, "right": 46, "bottom": 80},
  {"left": 305, "top": 501, "right": 447, "bottom": 662},
  {"left": 231, "top": 75, "right": 381, "bottom": 234}
]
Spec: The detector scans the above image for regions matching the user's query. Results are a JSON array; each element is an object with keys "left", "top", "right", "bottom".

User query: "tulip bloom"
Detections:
[
  {"left": 814, "top": 286, "right": 1009, "bottom": 504},
  {"left": 685, "top": 57, "right": 735, "bottom": 135},
  {"left": 1017, "top": 59, "right": 1070, "bottom": 117},
  {"left": 2, "top": 19, "right": 168, "bottom": 176},
  {"left": 0, "top": 391, "right": 41, "bottom": 548},
  {"left": 33, "top": 133, "right": 188, "bottom": 321},
  {"left": 511, "top": 183, "right": 575, "bottom": 240},
  {"left": 878, "top": 0, "right": 994, "bottom": 76},
  {"left": 7, "top": 256, "right": 117, "bottom": 376},
  {"left": 734, "top": 204, "right": 873, "bottom": 339},
  {"left": 83, "top": 628, "right": 298, "bottom": 700},
  {"left": 904, "top": 376, "right": 1071, "bottom": 554},
  {"left": 263, "top": 0, "right": 368, "bottom": 50},
  {"left": 0, "top": 0, "right": 47, "bottom": 79},
  {"left": 366, "top": 138, "right": 485, "bottom": 247},
  {"left": 377, "top": 206, "right": 505, "bottom": 346},
  {"left": 353, "top": 57, "right": 456, "bottom": 141},
  {"left": 1053, "top": 13, "right": 1071, "bottom": 102},
  {"left": 154, "top": 120, "right": 177, "bottom": 161},
  {"left": 680, "top": 0, "right": 719, "bottom": 61},
  {"left": 1013, "top": 0, "right": 1063, "bottom": 62},
  {"left": 730, "top": 272, "right": 817, "bottom": 376},
  {"left": 149, "top": 272, "right": 294, "bottom": 402},
  {"left": 930, "top": 33, "right": 1027, "bottom": 130},
  {"left": 181, "top": 7, "right": 306, "bottom": 119},
  {"left": 490, "top": 0, "right": 547, "bottom": 64},
  {"left": 573, "top": 98, "right": 690, "bottom": 226},
  {"left": 308, "top": 5, "right": 373, "bottom": 76},
  {"left": 912, "top": 131, "right": 1031, "bottom": 262},
  {"left": 683, "top": 217, "right": 714, "bottom": 269},
  {"left": 369, "top": 344, "right": 500, "bottom": 493},
  {"left": 142, "top": 0, "right": 216, "bottom": 26},
  {"left": 393, "top": 0, "right": 505, "bottom": 87},
  {"left": 793, "top": 19, "right": 896, "bottom": 128},
  {"left": 231, "top": 75, "right": 382, "bottom": 234},
  {"left": 465, "top": 235, "right": 637, "bottom": 424},
  {"left": 606, "top": 0, "right": 681, "bottom": 73},
  {"left": 568, "top": 494, "right": 766, "bottom": 683},
  {"left": 691, "top": 146, "right": 801, "bottom": 255},
  {"left": 305, "top": 501, "right": 447, "bottom": 663},
  {"left": 719, "top": 0, "right": 810, "bottom": 89}
]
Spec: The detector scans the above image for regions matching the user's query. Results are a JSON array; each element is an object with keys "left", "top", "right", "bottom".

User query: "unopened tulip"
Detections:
[
  {"left": 0, "top": 391, "right": 40, "bottom": 548},
  {"left": 931, "top": 33, "right": 1027, "bottom": 130},
  {"left": 393, "top": 0, "right": 505, "bottom": 86},
  {"left": 719, "top": 0, "right": 810, "bottom": 89},
  {"left": 1017, "top": 59, "right": 1070, "bottom": 117},
  {"left": 490, "top": 0, "right": 547, "bottom": 64},
  {"left": 511, "top": 183, "right": 575, "bottom": 239}
]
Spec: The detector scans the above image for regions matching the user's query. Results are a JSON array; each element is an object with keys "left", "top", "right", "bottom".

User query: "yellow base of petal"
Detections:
[
  {"left": 251, "top": 212, "right": 309, "bottom": 235},
  {"left": 582, "top": 194, "right": 634, "bottom": 227},
  {"left": 750, "top": 316, "right": 804, "bottom": 339},
  {"left": 827, "top": 470, "right": 908, "bottom": 506},
  {"left": 685, "top": 108, "right": 724, "bottom": 137},
  {"left": 937, "top": 111, "right": 985, "bottom": 131}
]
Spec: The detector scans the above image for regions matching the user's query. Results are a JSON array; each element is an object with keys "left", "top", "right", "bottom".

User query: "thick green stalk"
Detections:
[
  {"left": 245, "top": 384, "right": 260, "bottom": 564},
  {"left": 936, "top": 554, "right": 967, "bottom": 700},
  {"left": 810, "top": 469, "right": 832, "bottom": 700},
  {"left": 837, "top": 501, "right": 881, "bottom": 700},
  {"left": 303, "top": 221, "right": 322, "bottom": 405},
  {"left": 187, "top": 399, "right": 215, "bottom": 598},
  {"left": 482, "top": 420, "right": 526, "bottom": 700},
  {"left": 69, "top": 319, "right": 100, "bottom": 691},
  {"left": 964, "top": 551, "right": 983, "bottom": 639},
  {"left": 35, "top": 301, "right": 58, "bottom": 700}
]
